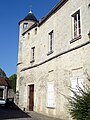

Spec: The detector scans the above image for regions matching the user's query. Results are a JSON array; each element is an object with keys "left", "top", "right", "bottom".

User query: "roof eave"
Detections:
[
  {"left": 38, "top": 0, "right": 69, "bottom": 26},
  {"left": 20, "top": 0, "right": 68, "bottom": 34},
  {"left": 18, "top": 19, "right": 38, "bottom": 25}
]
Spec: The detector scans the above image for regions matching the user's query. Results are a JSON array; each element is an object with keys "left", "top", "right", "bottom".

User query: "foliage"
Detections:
[
  {"left": 68, "top": 83, "right": 90, "bottom": 120},
  {"left": 9, "top": 74, "right": 17, "bottom": 92},
  {"left": 0, "top": 68, "right": 17, "bottom": 92},
  {"left": 0, "top": 68, "right": 7, "bottom": 78}
]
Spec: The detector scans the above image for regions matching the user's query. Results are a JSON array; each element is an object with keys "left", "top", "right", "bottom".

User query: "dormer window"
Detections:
[{"left": 23, "top": 23, "right": 28, "bottom": 29}]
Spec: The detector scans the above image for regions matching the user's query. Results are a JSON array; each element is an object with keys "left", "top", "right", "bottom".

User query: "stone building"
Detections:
[
  {"left": 0, "top": 77, "right": 8, "bottom": 104},
  {"left": 17, "top": 0, "right": 90, "bottom": 119},
  {"left": 0, "top": 77, "right": 14, "bottom": 105}
]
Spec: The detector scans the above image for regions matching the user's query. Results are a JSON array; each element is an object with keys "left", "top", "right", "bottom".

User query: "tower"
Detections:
[
  {"left": 16, "top": 11, "right": 38, "bottom": 104},
  {"left": 19, "top": 10, "right": 38, "bottom": 36}
]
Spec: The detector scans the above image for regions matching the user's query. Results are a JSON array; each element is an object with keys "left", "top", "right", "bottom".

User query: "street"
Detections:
[{"left": 0, "top": 106, "right": 62, "bottom": 120}]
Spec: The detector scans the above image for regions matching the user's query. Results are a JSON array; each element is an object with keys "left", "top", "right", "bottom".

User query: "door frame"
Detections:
[{"left": 27, "top": 83, "right": 34, "bottom": 111}]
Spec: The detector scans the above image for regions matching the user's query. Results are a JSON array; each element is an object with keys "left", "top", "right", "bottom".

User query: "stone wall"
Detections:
[{"left": 17, "top": 0, "right": 90, "bottom": 119}]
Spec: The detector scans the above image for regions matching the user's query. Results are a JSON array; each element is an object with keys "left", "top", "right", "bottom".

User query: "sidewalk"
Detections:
[
  {"left": 26, "top": 111, "right": 62, "bottom": 120},
  {"left": 0, "top": 105, "right": 62, "bottom": 120}
]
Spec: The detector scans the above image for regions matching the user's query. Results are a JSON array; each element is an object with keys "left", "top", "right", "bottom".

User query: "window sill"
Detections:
[
  {"left": 17, "top": 62, "right": 22, "bottom": 66},
  {"left": 47, "top": 50, "right": 54, "bottom": 56},
  {"left": 47, "top": 106, "right": 55, "bottom": 109},
  {"left": 70, "top": 35, "right": 81, "bottom": 44},
  {"left": 30, "top": 59, "right": 35, "bottom": 63}
]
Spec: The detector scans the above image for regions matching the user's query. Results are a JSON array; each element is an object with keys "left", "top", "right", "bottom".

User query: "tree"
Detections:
[
  {"left": 68, "top": 82, "right": 90, "bottom": 120},
  {"left": 0, "top": 68, "right": 7, "bottom": 78},
  {"left": 9, "top": 74, "right": 17, "bottom": 92}
]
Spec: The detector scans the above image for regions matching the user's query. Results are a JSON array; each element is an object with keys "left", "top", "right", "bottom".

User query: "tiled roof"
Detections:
[{"left": 0, "top": 77, "right": 8, "bottom": 86}]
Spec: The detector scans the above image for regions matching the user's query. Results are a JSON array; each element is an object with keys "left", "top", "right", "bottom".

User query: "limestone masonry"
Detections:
[{"left": 17, "top": 0, "right": 90, "bottom": 119}]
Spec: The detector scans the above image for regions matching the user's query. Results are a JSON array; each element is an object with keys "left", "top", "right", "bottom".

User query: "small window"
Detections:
[
  {"left": 48, "top": 30, "right": 54, "bottom": 55},
  {"left": 28, "top": 33, "right": 30, "bottom": 39},
  {"left": 35, "top": 28, "right": 37, "bottom": 34},
  {"left": 72, "top": 10, "right": 81, "bottom": 39},
  {"left": 88, "top": 3, "right": 90, "bottom": 13},
  {"left": 30, "top": 47, "right": 35, "bottom": 63},
  {"left": 0, "top": 89, "right": 4, "bottom": 99},
  {"left": 23, "top": 23, "right": 28, "bottom": 29}
]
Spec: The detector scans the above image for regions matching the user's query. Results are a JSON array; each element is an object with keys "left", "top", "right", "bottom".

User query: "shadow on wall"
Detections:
[{"left": 0, "top": 104, "right": 31, "bottom": 120}]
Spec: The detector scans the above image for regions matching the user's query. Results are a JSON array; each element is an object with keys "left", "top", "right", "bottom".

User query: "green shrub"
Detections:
[{"left": 68, "top": 85, "right": 90, "bottom": 120}]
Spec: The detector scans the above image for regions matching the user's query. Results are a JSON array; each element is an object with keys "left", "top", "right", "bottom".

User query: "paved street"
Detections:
[{"left": 0, "top": 106, "right": 62, "bottom": 120}]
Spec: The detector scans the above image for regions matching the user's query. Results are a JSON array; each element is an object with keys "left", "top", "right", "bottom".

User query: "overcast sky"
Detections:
[{"left": 0, "top": 0, "right": 59, "bottom": 77}]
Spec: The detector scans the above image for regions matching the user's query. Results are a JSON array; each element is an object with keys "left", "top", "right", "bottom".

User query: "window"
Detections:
[
  {"left": 71, "top": 77, "right": 83, "bottom": 97},
  {"left": 30, "top": 47, "right": 35, "bottom": 62},
  {"left": 28, "top": 33, "right": 30, "bottom": 39},
  {"left": 47, "top": 81, "right": 55, "bottom": 108},
  {"left": 35, "top": 28, "right": 37, "bottom": 34},
  {"left": 48, "top": 30, "right": 54, "bottom": 55},
  {"left": 88, "top": 3, "right": 90, "bottom": 13},
  {"left": 0, "top": 89, "right": 4, "bottom": 99},
  {"left": 23, "top": 23, "right": 28, "bottom": 29},
  {"left": 72, "top": 10, "right": 81, "bottom": 39}
]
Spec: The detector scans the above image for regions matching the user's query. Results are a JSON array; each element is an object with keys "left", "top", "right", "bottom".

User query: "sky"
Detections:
[{"left": 0, "top": 0, "right": 59, "bottom": 77}]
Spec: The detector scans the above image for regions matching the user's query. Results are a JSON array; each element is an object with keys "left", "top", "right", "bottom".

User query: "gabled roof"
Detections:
[{"left": 0, "top": 77, "right": 8, "bottom": 86}]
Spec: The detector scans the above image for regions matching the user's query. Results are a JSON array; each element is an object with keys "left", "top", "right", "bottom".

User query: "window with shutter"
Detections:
[
  {"left": 71, "top": 77, "right": 83, "bottom": 97},
  {"left": 47, "top": 81, "right": 55, "bottom": 108}
]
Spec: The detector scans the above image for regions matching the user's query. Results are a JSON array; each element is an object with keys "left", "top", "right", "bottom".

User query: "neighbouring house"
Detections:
[
  {"left": 0, "top": 77, "right": 8, "bottom": 105},
  {"left": 16, "top": 0, "right": 90, "bottom": 119},
  {"left": 7, "top": 80, "right": 15, "bottom": 99},
  {"left": 0, "top": 77, "right": 14, "bottom": 105}
]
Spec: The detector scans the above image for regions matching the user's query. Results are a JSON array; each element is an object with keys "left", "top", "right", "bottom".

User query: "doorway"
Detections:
[{"left": 28, "top": 84, "right": 34, "bottom": 111}]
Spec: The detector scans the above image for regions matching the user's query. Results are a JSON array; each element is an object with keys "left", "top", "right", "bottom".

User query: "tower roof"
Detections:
[{"left": 19, "top": 10, "right": 38, "bottom": 25}]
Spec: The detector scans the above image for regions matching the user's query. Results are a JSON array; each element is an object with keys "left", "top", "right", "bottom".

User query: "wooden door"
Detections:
[{"left": 29, "top": 84, "right": 34, "bottom": 111}]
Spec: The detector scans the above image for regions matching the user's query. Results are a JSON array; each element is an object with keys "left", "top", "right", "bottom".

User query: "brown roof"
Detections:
[{"left": 0, "top": 77, "right": 8, "bottom": 86}]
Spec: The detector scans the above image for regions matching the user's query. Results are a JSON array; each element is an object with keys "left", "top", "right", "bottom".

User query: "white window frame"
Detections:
[
  {"left": 72, "top": 10, "right": 81, "bottom": 39},
  {"left": 47, "top": 81, "right": 55, "bottom": 108},
  {"left": 23, "top": 23, "right": 28, "bottom": 29}
]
